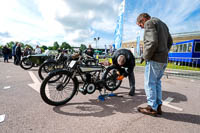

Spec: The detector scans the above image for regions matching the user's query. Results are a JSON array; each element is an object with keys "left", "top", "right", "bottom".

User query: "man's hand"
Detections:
[
  {"left": 116, "top": 71, "right": 120, "bottom": 75},
  {"left": 123, "top": 68, "right": 129, "bottom": 77}
]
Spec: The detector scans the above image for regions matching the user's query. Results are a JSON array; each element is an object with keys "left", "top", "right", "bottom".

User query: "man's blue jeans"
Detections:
[{"left": 144, "top": 61, "right": 167, "bottom": 111}]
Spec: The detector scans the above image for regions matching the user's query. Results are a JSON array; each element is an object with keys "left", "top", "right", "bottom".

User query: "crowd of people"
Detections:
[{"left": 1, "top": 43, "right": 42, "bottom": 65}]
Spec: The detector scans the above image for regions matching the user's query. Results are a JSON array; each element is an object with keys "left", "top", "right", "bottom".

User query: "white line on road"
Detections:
[
  {"left": 0, "top": 114, "right": 5, "bottom": 123},
  {"left": 163, "top": 97, "right": 174, "bottom": 104},
  {"left": 28, "top": 71, "right": 50, "bottom": 97},
  {"left": 163, "top": 97, "right": 183, "bottom": 111},
  {"left": 3, "top": 86, "right": 11, "bottom": 89},
  {"left": 28, "top": 71, "right": 41, "bottom": 93}
]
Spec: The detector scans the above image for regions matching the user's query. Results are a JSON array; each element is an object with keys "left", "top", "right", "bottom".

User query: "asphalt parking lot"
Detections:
[{"left": 0, "top": 58, "right": 200, "bottom": 133}]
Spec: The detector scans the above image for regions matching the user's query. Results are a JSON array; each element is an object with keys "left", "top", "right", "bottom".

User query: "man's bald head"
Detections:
[{"left": 117, "top": 55, "right": 126, "bottom": 66}]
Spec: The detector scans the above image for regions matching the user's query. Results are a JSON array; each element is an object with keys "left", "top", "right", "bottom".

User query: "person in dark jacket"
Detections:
[
  {"left": 15, "top": 43, "right": 22, "bottom": 65},
  {"left": 8, "top": 48, "right": 12, "bottom": 59},
  {"left": 12, "top": 43, "right": 17, "bottom": 64},
  {"left": 136, "top": 13, "right": 173, "bottom": 116},
  {"left": 23, "top": 46, "right": 32, "bottom": 56},
  {"left": 2, "top": 45, "right": 9, "bottom": 63},
  {"left": 112, "top": 48, "right": 136, "bottom": 96},
  {"left": 85, "top": 44, "right": 94, "bottom": 57}
]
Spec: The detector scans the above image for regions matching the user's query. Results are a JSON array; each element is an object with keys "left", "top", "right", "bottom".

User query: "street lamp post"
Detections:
[{"left": 94, "top": 37, "right": 100, "bottom": 49}]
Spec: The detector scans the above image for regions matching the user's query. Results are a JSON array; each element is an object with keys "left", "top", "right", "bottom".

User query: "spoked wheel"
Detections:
[
  {"left": 38, "top": 62, "right": 62, "bottom": 81},
  {"left": 40, "top": 70, "right": 78, "bottom": 106},
  {"left": 20, "top": 58, "right": 34, "bottom": 70},
  {"left": 103, "top": 65, "right": 122, "bottom": 91},
  {"left": 38, "top": 62, "right": 65, "bottom": 83}
]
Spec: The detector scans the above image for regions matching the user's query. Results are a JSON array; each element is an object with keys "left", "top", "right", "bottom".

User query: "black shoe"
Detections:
[
  {"left": 128, "top": 90, "right": 135, "bottom": 96},
  {"left": 157, "top": 104, "right": 162, "bottom": 115}
]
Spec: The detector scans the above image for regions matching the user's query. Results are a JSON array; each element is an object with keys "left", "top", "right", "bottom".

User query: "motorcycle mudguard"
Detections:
[{"left": 44, "top": 58, "right": 57, "bottom": 64}]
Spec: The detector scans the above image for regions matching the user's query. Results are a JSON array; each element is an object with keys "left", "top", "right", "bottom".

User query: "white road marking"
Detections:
[
  {"left": 163, "top": 97, "right": 174, "bottom": 103},
  {"left": 28, "top": 71, "right": 50, "bottom": 97},
  {"left": 28, "top": 71, "right": 41, "bottom": 93},
  {"left": 0, "top": 114, "right": 5, "bottom": 123},
  {"left": 165, "top": 70, "right": 180, "bottom": 74},
  {"left": 3, "top": 86, "right": 11, "bottom": 89},
  {"left": 163, "top": 97, "right": 183, "bottom": 111}
]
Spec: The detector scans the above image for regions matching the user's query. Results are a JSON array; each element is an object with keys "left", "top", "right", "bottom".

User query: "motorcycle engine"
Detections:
[{"left": 85, "top": 83, "right": 96, "bottom": 94}]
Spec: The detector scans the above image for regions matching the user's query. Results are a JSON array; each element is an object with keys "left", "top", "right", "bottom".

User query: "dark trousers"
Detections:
[
  {"left": 128, "top": 69, "right": 135, "bottom": 92},
  {"left": 3, "top": 54, "right": 9, "bottom": 62},
  {"left": 13, "top": 55, "right": 17, "bottom": 64},
  {"left": 16, "top": 55, "right": 21, "bottom": 65}
]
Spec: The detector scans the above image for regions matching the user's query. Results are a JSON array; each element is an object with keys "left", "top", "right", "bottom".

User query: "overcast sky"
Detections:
[{"left": 0, "top": 0, "right": 200, "bottom": 48}]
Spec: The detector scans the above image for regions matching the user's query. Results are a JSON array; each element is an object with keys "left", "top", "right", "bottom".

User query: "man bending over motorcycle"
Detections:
[{"left": 112, "top": 48, "right": 136, "bottom": 96}]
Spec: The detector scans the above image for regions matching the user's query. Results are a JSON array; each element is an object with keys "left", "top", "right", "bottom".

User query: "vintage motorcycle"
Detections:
[
  {"left": 38, "top": 52, "right": 98, "bottom": 82},
  {"left": 20, "top": 51, "right": 56, "bottom": 70},
  {"left": 40, "top": 53, "right": 122, "bottom": 106},
  {"left": 38, "top": 52, "right": 70, "bottom": 81}
]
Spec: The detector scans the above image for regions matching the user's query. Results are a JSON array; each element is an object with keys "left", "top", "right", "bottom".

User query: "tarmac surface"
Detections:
[{"left": 0, "top": 58, "right": 200, "bottom": 133}]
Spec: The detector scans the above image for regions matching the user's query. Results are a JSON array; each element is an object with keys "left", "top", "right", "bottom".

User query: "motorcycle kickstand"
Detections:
[{"left": 98, "top": 88, "right": 108, "bottom": 101}]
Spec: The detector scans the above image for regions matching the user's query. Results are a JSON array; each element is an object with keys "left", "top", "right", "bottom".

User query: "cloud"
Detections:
[
  {"left": 123, "top": 0, "right": 200, "bottom": 42},
  {"left": 0, "top": 0, "right": 121, "bottom": 47},
  {"left": 0, "top": 32, "right": 11, "bottom": 38},
  {"left": 0, "top": 0, "right": 199, "bottom": 48},
  {"left": 54, "top": 0, "right": 120, "bottom": 46},
  {"left": 150, "top": 0, "right": 200, "bottom": 33}
]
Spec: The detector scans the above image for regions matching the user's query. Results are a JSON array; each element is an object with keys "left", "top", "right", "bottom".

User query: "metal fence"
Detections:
[{"left": 135, "top": 57, "right": 200, "bottom": 80}]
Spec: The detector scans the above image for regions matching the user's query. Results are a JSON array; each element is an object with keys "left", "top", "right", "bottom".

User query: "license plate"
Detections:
[{"left": 69, "top": 60, "right": 76, "bottom": 68}]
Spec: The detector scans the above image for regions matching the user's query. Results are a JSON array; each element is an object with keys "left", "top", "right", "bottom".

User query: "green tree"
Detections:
[
  {"left": 48, "top": 46, "right": 54, "bottom": 50},
  {"left": 24, "top": 44, "right": 33, "bottom": 50},
  {"left": 53, "top": 41, "right": 59, "bottom": 50},
  {"left": 40, "top": 47, "right": 45, "bottom": 53},
  {"left": 41, "top": 45, "right": 48, "bottom": 51},
  {"left": 6, "top": 41, "right": 15, "bottom": 49},
  {"left": 80, "top": 44, "right": 87, "bottom": 52},
  {"left": 60, "top": 42, "right": 71, "bottom": 50}
]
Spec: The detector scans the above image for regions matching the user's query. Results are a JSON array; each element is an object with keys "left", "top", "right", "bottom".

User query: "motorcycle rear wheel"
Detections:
[
  {"left": 103, "top": 65, "right": 122, "bottom": 91},
  {"left": 38, "top": 62, "right": 58, "bottom": 80},
  {"left": 20, "top": 58, "right": 34, "bottom": 70}
]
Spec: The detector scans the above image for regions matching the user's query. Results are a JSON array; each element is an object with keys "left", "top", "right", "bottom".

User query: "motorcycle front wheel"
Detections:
[{"left": 40, "top": 70, "right": 78, "bottom": 106}]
